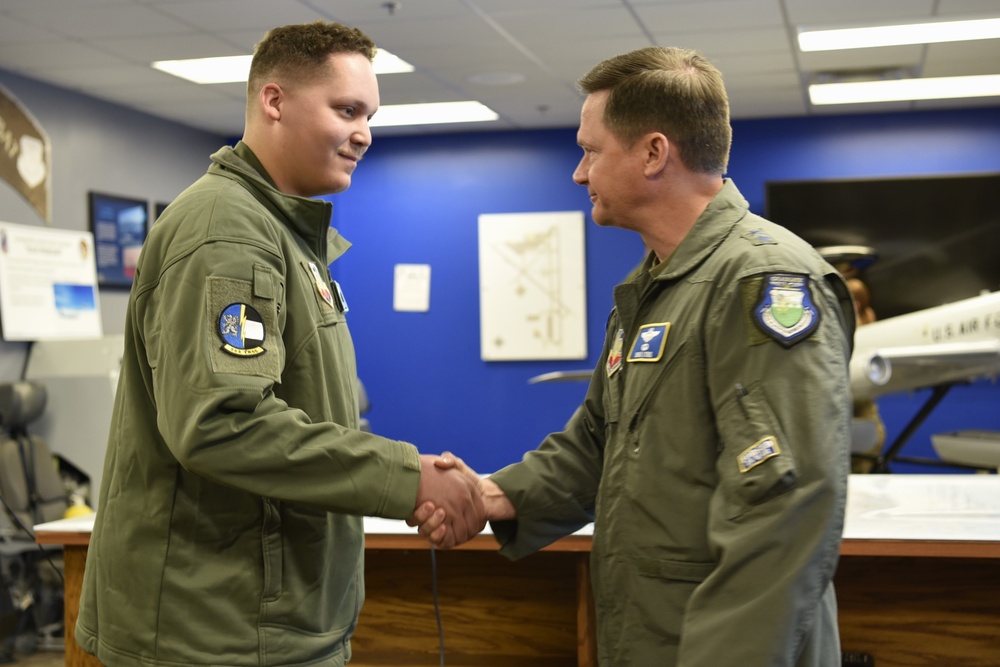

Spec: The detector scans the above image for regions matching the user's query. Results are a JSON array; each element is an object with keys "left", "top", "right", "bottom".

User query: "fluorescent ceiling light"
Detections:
[
  {"left": 809, "top": 74, "right": 1000, "bottom": 105},
  {"left": 370, "top": 101, "right": 499, "bottom": 127},
  {"left": 372, "top": 50, "right": 415, "bottom": 74},
  {"left": 153, "top": 55, "right": 250, "bottom": 84},
  {"left": 799, "top": 17, "right": 1000, "bottom": 51},
  {"left": 152, "top": 49, "right": 414, "bottom": 84}
]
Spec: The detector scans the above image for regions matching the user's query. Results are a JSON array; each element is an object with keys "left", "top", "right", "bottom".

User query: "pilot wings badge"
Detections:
[
  {"left": 627, "top": 322, "right": 670, "bottom": 363},
  {"left": 753, "top": 273, "right": 820, "bottom": 347}
]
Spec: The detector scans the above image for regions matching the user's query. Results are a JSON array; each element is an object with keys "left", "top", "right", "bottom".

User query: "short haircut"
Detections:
[
  {"left": 578, "top": 46, "right": 732, "bottom": 174},
  {"left": 247, "top": 21, "right": 377, "bottom": 100}
]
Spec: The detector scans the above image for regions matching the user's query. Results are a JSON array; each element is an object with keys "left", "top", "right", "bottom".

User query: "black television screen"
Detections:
[
  {"left": 765, "top": 173, "right": 1000, "bottom": 319},
  {"left": 88, "top": 191, "right": 148, "bottom": 288}
]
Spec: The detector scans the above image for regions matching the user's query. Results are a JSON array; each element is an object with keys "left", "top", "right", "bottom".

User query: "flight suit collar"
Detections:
[
  {"left": 649, "top": 178, "right": 748, "bottom": 281},
  {"left": 208, "top": 142, "right": 351, "bottom": 262}
]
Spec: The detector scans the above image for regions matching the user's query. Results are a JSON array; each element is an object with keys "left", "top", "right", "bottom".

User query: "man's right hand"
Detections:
[
  {"left": 410, "top": 453, "right": 516, "bottom": 548},
  {"left": 413, "top": 454, "right": 487, "bottom": 549}
]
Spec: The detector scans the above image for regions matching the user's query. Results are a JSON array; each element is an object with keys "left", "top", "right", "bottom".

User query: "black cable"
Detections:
[
  {"left": 430, "top": 545, "right": 445, "bottom": 667},
  {"left": 0, "top": 490, "right": 64, "bottom": 586},
  {"left": 18, "top": 341, "right": 34, "bottom": 381}
]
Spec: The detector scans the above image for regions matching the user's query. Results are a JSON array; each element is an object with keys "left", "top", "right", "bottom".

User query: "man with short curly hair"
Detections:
[{"left": 76, "top": 21, "right": 484, "bottom": 667}]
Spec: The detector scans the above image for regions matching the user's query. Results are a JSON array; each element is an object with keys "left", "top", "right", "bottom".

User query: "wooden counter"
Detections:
[{"left": 37, "top": 475, "right": 1000, "bottom": 666}]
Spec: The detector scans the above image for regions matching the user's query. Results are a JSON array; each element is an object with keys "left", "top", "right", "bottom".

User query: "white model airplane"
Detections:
[{"left": 851, "top": 290, "right": 1000, "bottom": 400}]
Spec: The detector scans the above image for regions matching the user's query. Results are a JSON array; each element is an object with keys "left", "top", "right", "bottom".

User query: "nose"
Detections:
[
  {"left": 352, "top": 119, "right": 372, "bottom": 150},
  {"left": 572, "top": 155, "right": 588, "bottom": 186}
]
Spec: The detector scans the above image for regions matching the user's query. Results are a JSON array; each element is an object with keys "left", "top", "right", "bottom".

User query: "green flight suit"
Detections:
[
  {"left": 491, "top": 180, "right": 855, "bottom": 666},
  {"left": 76, "top": 143, "right": 422, "bottom": 666}
]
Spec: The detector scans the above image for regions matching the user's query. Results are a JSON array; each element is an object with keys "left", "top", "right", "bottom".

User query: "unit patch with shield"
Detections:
[
  {"left": 753, "top": 274, "right": 820, "bottom": 347},
  {"left": 218, "top": 303, "right": 266, "bottom": 356},
  {"left": 627, "top": 323, "right": 670, "bottom": 362}
]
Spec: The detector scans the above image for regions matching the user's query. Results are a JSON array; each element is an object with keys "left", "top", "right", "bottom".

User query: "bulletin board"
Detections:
[{"left": 0, "top": 220, "right": 102, "bottom": 341}]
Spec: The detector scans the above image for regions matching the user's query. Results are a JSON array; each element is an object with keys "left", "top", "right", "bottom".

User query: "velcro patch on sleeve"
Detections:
[{"left": 207, "top": 276, "right": 280, "bottom": 381}]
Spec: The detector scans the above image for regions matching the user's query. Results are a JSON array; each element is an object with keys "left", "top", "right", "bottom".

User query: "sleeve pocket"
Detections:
[{"left": 715, "top": 382, "right": 798, "bottom": 510}]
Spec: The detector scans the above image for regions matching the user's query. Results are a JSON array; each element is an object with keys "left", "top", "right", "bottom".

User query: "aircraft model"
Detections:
[
  {"left": 850, "top": 290, "right": 1000, "bottom": 401},
  {"left": 848, "top": 289, "right": 1000, "bottom": 471}
]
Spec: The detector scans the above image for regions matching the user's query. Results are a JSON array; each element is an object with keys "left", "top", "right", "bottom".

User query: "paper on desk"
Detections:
[{"left": 844, "top": 474, "right": 1000, "bottom": 541}]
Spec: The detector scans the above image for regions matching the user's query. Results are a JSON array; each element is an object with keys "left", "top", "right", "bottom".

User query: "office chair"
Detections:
[{"left": 0, "top": 381, "right": 68, "bottom": 659}]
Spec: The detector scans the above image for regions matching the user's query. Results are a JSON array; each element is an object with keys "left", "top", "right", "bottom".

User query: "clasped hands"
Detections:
[{"left": 410, "top": 452, "right": 515, "bottom": 549}]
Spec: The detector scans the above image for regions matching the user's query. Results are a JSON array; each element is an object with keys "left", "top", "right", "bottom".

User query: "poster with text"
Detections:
[{"left": 0, "top": 220, "right": 102, "bottom": 340}]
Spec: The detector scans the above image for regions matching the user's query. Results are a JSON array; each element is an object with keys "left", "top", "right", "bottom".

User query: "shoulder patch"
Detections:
[
  {"left": 741, "top": 229, "right": 777, "bottom": 246},
  {"left": 752, "top": 273, "right": 820, "bottom": 347},
  {"left": 218, "top": 303, "right": 266, "bottom": 356}
]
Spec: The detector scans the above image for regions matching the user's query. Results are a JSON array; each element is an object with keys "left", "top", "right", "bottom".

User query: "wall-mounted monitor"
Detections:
[
  {"left": 88, "top": 191, "right": 148, "bottom": 288},
  {"left": 154, "top": 201, "right": 170, "bottom": 222},
  {"left": 765, "top": 173, "right": 1000, "bottom": 320}
]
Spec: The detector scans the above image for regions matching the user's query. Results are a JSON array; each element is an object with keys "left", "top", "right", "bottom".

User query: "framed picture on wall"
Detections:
[{"left": 88, "top": 191, "right": 148, "bottom": 288}]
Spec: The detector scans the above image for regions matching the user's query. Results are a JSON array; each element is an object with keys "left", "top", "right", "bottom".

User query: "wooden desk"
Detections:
[
  {"left": 34, "top": 526, "right": 94, "bottom": 667},
  {"left": 38, "top": 475, "right": 1000, "bottom": 667}
]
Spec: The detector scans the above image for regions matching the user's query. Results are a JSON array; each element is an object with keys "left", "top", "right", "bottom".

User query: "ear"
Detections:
[
  {"left": 642, "top": 132, "right": 669, "bottom": 177},
  {"left": 259, "top": 83, "right": 283, "bottom": 122}
]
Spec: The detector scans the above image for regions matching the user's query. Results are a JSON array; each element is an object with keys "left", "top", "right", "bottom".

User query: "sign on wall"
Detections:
[
  {"left": 0, "top": 220, "right": 102, "bottom": 341},
  {"left": 0, "top": 82, "right": 51, "bottom": 224},
  {"left": 478, "top": 211, "right": 587, "bottom": 361}
]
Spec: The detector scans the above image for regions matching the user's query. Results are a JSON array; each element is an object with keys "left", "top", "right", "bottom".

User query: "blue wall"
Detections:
[{"left": 329, "top": 106, "right": 1000, "bottom": 474}]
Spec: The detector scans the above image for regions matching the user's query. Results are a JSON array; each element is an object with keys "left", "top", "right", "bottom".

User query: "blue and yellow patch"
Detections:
[
  {"left": 738, "top": 436, "right": 780, "bottom": 473},
  {"left": 217, "top": 303, "right": 266, "bottom": 357},
  {"left": 627, "top": 323, "right": 670, "bottom": 363}
]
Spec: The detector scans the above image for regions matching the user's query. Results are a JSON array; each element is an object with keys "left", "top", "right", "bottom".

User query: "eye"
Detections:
[{"left": 339, "top": 106, "right": 356, "bottom": 118}]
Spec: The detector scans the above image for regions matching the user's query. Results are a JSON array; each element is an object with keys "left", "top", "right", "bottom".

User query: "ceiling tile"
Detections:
[{"left": 635, "top": 0, "right": 785, "bottom": 32}]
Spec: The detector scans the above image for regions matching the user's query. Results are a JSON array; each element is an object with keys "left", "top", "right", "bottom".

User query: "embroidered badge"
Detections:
[
  {"left": 742, "top": 229, "right": 777, "bottom": 246},
  {"left": 753, "top": 274, "right": 820, "bottom": 347},
  {"left": 217, "top": 303, "right": 266, "bottom": 357},
  {"left": 607, "top": 328, "right": 624, "bottom": 377},
  {"left": 627, "top": 323, "right": 670, "bottom": 362},
  {"left": 308, "top": 262, "right": 335, "bottom": 308},
  {"left": 738, "top": 436, "right": 780, "bottom": 473}
]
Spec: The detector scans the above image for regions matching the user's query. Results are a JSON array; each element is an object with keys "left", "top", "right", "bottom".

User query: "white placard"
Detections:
[
  {"left": 478, "top": 211, "right": 587, "bottom": 360},
  {"left": 0, "top": 220, "right": 103, "bottom": 340},
  {"left": 393, "top": 263, "right": 431, "bottom": 312}
]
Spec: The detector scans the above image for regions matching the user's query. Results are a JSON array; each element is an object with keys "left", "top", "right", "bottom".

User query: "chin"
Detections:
[{"left": 322, "top": 177, "right": 352, "bottom": 195}]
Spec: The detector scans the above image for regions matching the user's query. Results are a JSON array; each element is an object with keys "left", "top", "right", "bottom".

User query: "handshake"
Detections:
[{"left": 409, "top": 452, "right": 515, "bottom": 549}]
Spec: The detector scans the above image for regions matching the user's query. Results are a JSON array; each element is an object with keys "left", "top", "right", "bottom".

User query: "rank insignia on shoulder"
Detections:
[
  {"left": 607, "top": 328, "right": 624, "bottom": 377},
  {"left": 218, "top": 303, "right": 266, "bottom": 357},
  {"left": 738, "top": 436, "right": 780, "bottom": 473},
  {"left": 742, "top": 229, "right": 777, "bottom": 246},
  {"left": 627, "top": 322, "right": 670, "bottom": 363},
  {"left": 753, "top": 273, "right": 820, "bottom": 347}
]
